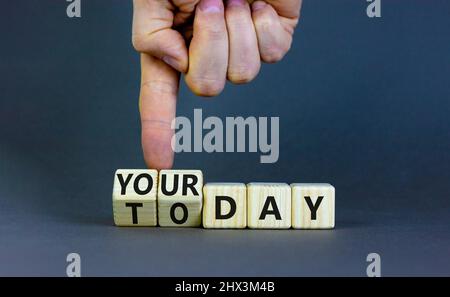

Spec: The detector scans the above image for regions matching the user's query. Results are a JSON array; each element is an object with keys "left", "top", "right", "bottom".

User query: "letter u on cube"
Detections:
[{"left": 112, "top": 170, "right": 335, "bottom": 229}]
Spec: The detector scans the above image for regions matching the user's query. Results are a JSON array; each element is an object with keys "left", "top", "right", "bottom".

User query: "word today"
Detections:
[{"left": 112, "top": 169, "right": 335, "bottom": 229}]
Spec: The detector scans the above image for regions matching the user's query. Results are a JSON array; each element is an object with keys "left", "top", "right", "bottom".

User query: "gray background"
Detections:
[{"left": 1, "top": 0, "right": 450, "bottom": 276}]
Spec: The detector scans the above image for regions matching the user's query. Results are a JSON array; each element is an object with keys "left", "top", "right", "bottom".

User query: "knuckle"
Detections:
[
  {"left": 204, "top": 26, "right": 226, "bottom": 40},
  {"left": 141, "top": 80, "right": 178, "bottom": 97},
  {"left": 226, "top": 12, "right": 250, "bottom": 31},
  {"left": 197, "top": 20, "right": 226, "bottom": 41},
  {"left": 141, "top": 119, "right": 172, "bottom": 131},
  {"left": 227, "top": 19, "right": 248, "bottom": 32},
  {"left": 132, "top": 34, "right": 146, "bottom": 52},
  {"left": 255, "top": 15, "right": 277, "bottom": 33}
]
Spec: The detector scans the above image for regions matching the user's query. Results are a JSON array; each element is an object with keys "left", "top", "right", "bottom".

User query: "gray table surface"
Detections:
[{"left": 1, "top": 0, "right": 450, "bottom": 276}]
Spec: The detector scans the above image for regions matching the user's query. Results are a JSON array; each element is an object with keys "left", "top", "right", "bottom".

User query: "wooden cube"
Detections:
[
  {"left": 158, "top": 170, "right": 203, "bottom": 227},
  {"left": 247, "top": 183, "right": 291, "bottom": 229},
  {"left": 112, "top": 169, "right": 158, "bottom": 226},
  {"left": 203, "top": 183, "right": 247, "bottom": 229},
  {"left": 291, "top": 183, "right": 335, "bottom": 229}
]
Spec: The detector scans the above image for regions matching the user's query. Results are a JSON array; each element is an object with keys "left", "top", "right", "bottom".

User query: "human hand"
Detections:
[{"left": 132, "top": 0, "right": 302, "bottom": 169}]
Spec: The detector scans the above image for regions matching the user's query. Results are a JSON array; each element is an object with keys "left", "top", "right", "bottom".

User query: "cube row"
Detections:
[{"left": 112, "top": 170, "right": 335, "bottom": 229}]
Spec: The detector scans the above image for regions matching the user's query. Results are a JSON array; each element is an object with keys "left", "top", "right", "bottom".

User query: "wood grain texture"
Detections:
[
  {"left": 203, "top": 183, "right": 247, "bottom": 229},
  {"left": 247, "top": 183, "right": 291, "bottom": 229},
  {"left": 158, "top": 170, "right": 203, "bottom": 227},
  {"left": 291, "top": 183, "right": 335, "bottom": 229},
  {"left": 112, "top": 169, "right": 158, "bottom": 226}
]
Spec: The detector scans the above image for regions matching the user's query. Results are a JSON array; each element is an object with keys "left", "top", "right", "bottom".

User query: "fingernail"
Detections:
[
  {"left": 252, "top": 1, "right": 267, "bottom": 11},
  {"left": 227, "top": 0, "right": 245, "bottom": 7},
  {"left": 162, "top": 56, "right": 179, "bottom": 71},
  {"left": 199, "top": 0, "right": 223, "bottom": 13}
]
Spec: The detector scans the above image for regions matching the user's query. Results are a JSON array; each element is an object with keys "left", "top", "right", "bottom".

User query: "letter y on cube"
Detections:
[
  {"left": 291, "top": 183, "right": 335, "bottom": 229},
  {"left": 112, "top": 169, "right": 158, "bottom": 226}
]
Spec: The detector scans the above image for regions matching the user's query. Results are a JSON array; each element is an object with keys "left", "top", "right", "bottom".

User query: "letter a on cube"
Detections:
[
  {"left": 291, "top": 183, "right": 335, "bottom": 229},
  {"left": 203, "top": 183, "right": 247, "bottom": 229},
  {"left": 112, "top": 169, "right": 158, "bottom": 226},
  {"left": 247, "top": 183, "right": 291, "bottom": 229},
  {"left": 158, "top": 170, "right": 203, "bottom": 227}
]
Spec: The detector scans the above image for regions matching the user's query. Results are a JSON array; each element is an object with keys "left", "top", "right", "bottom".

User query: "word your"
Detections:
[
  {"left": 112, "top": 169, "right": 335, "bottom": 229},
  {"left": 172, "top": 109, "right": 279, "bottom": 164},
  {"left": 66, "top": 0, "right": 81, "bottom": 18},
  {"left": 367, "top": 0, "right": 381, "bottom": 18}
]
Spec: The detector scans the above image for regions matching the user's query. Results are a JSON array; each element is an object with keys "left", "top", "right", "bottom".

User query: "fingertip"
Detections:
[
  {"left": 142, "top": 127, "right": 175, "bottom": 170},
  {"left": 145, "top": 157, "right": 174, "bottom": 170},
  {"left": 227, "top": 64, "right": 260, "bottom": 84},
  {"left": 185, "top": 75, "right": 225, "bottom": 97}
]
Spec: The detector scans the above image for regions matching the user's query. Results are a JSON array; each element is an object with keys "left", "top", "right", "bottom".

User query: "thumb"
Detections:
[
  {"left": 139, "top": 53, "right": 179, "bottom": 169},
  {"left": 132, "top": 0, "right": 188, "bottom": 73}
]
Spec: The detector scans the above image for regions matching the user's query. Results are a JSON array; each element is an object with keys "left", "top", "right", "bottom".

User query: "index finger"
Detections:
[{"left": 139, "top": 53, "right": 179, "bottom": 169}]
